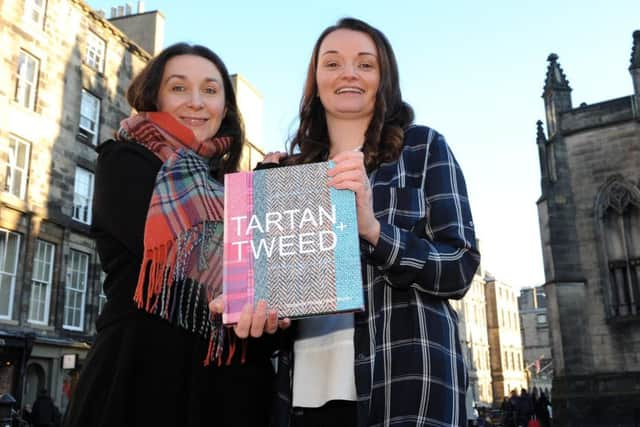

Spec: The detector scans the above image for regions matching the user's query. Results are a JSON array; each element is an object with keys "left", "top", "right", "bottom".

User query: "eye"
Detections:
[
  {"left": 359, "top": 62, "right": 375, "bottom": 70},
  {"left": 203, "top": 87, "right": 218, "bottom": 95},
  {"left": 170, "top": 85, "right": 186, "bottom": 92}
]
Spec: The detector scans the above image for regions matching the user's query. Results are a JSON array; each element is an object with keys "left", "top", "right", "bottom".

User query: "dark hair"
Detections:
[
  {"left": 287, "top": 17, "right": 414, "bottom": 170},
  {"left": 126, "top": 43, "right": 244, "bottom": 178}
]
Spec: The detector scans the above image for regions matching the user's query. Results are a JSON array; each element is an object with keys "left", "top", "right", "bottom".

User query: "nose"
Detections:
[
  {"left": 340, "top": 63, "right": 358, "bottom": 79},
  {"left": 188, "top": 91, "right": 204, "bottom": 109}
]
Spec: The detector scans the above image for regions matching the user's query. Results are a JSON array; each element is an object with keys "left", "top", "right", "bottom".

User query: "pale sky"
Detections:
[{"left": 88, "top": 0, "right": 640, "bottom": 290}]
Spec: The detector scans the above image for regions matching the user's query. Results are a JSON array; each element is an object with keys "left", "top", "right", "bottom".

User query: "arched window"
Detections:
[{"left": 596, "top": 177, "right": 640, "bottom": 319}]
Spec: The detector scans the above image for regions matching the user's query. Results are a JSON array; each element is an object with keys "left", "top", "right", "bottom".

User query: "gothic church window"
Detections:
[{"left": 597, "top": 178, "right": 640, "bottom": 319}]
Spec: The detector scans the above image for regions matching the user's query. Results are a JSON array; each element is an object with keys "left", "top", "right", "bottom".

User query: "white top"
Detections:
[{"left": 292, "top": 313, "right": 357, "bottom": 408}]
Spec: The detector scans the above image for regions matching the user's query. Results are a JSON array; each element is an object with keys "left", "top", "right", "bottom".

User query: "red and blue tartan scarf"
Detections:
[{"left": 118, "top": 112, "right": 230, "bottom": 364}]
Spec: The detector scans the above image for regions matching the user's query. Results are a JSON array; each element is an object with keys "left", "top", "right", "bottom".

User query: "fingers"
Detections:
[
  {"left": 249, "top": 300, "right": 268, "bottom": 338},
  {"left": 329, "top": 149, "right": 364, "bottom": 165},
  {"left": 232, "top": 301, "right": 286, "bottom": 338},
  {"left": 265, "top": 310, "right": 278, "bottom": 334},
  {"left": 263, "top": 151, "right": 287, "bottom": 164},
  {"left": 278, "top": 318, "right": 291, "bottom": 330},
  {"left": 327, "top": 152, "right": 365, "bottom": 177},
  {"left": 233, "top": 303, "right": 254, "bottom": 339},
  {"left": 327, "top": 152, "right": 369, "bottom": 193},
  {"left": 208, "top": 295, "right": 225, "bottom": 314}
]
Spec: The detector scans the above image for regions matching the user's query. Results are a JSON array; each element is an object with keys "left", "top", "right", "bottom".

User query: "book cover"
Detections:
[{"left": 223, "top": 161, "right": 364, "bottom": 325}]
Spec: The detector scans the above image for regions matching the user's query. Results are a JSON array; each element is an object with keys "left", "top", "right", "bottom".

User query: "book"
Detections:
[{"left": 222, "top": 161, "right": 364, "bottom": 324}]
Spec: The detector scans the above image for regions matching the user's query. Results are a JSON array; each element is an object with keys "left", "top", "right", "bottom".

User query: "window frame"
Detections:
[
  {"left": 63, "top": 249, "right": 89, "bottom": 331},
  {"left": 14, "top": 50, "right": 39, "bottom": 110},
  {"left": 0, "top": 229, "right": 22, "bottom": 320},
  {"left": 72, "top": 167, "right": 94, "bottom": 224},
  {"left": 85, "top": 31, "right": 106, "bottom": 72},
  {"left": 78, "top": 90, "right": 100, "bottom": 146},
  {"left": 23, "top": 0, "right": 47, "bottom": 29},
  {"left": 28, "top": 239, "right": 55, "bottom": 325},
  {"left": 2, "top": 135, "right": 31, "bottom": 200},
  {"left": 98, "top": 270, "right": 107, "bottom": 314}
]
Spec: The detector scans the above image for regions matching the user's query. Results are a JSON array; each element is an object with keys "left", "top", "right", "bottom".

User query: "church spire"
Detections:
[
  {"left": 543, "top": 53, "right": 572, "bottom": 93},
  {"left": 542, "top": 54, "right": 572, "bottom": 137},
  {"left": 536, "top": 120, "right": 547, "bottom": 144}
]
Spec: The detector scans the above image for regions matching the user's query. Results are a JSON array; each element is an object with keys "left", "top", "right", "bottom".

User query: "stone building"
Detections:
[
  {"left": 536, "top": 31, "right": 640, "bottom": 426},
  {"left": 451, "top": 270, "right": 493, "bottom": 408},
  {"left": 0, "top": 0, "right": 160, "bottom": 411},
  {"left": 232, "top": 73, "right": 266, "bottom": 171},
  {"left": 518, "top": 286, "right": 552, "bottom": 396},
  {"left": 485, "top": 277, "right": 527, "bottom": 402}
]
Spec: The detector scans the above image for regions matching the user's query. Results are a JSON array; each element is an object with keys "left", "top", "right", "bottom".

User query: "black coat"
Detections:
[
  {"left": 32, "top": 395, "right": 60, "bottom": 426},
  {"left": 62, "top": 141, "right": 277, "bottom": 427}
]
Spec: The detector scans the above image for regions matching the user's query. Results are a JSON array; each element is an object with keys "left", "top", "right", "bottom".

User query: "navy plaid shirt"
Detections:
[{"left": 273, "top": 125, "right": 480, "bottom": 427}]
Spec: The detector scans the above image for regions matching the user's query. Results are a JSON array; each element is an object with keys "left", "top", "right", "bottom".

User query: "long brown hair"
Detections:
[
  {"left": 288, "top": 18, "right": 414, "bottom": 170},
  {"left": 126, "top": 43, "right": 244, "bottom": 178}
]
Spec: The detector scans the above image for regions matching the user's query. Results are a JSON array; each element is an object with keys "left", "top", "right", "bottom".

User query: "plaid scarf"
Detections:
[{"left": 118, "top": 112, "right": 231, "bottom": 364}]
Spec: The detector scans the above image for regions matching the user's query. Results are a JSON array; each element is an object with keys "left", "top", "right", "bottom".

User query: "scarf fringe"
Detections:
[{"left": 133, "top": 222, "right": 228, "bottom": 365}]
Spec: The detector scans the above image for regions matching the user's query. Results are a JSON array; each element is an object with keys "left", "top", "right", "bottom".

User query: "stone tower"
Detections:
[{"left": 536, "top": 34, "right": 640, "bottom": 426}]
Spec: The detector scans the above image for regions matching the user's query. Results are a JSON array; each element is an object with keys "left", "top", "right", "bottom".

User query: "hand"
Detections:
[
  {"left": 262, "top": 151, "right": 287, "bottom": 164},
  {"left": 208, "top": 296, "right": 291, "bottom": 338},
  {"left": 327, "top": 150, "right": 380, "bottom": 245}
]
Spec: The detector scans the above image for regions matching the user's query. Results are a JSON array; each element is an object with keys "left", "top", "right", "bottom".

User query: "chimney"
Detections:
[
  {"left": 125, "top": 3, "right": 132, "bottom": 15},
  {"left": 110, "top": 7, "right": 117, "bottom": 18},
  {"left": 117, "top": 5, "right": 124, "bottom": 17},
  {"left": 137, "top": 0, "right": 145, "bottom": 13}
]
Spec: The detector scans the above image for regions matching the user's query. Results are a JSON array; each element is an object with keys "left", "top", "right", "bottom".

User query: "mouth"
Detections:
[
  {"left": 335, "top": 87, "right": 364, "bottom": 95},
  {"left": 180, "top": 116, "right": 209, "bottom": 126}
]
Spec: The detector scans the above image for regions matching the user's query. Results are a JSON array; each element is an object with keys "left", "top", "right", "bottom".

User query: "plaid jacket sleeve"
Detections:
[{"left": 364, "top": 126, "right": 480, "bottom": 298}]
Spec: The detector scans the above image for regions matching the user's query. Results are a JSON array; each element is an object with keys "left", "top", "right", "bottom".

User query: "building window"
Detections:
[
  {"left": 78, "top": 90, "right": 100, "bottom": 145},
  {"left": 536, "top": 313, "right": 547, "bottom": 325},
  {"left": 72, "top": 167, "right": 94, "bottom": 224},
  {"left": 0, "top": 229, "right": 21, "bottom": 319},
  {"left": 85, "top": 32, "right": 105, "bottom": 71},
  {"left": 63, "top": 249, "right": 88, "bottom": 330},
  {"left": 98, "top": 270, "right": 107, "bottom": 314},
  {"left": 28, "top": 239, "right": 55, "bottom": 324},
  {"left": 14, "top": 51, "right": 39, "bottom": 110},
  {"left": 1, "top": 135, "right": 31, "bottom": 199},
  {"left": 517, "top": 353, "right": 522, "bottom": 370},
  {"left": 23, "top": 0, "right": 46, "bottom": 28},
  {"left": 596, "top": 178, "right": 640, "bottom": 319}
]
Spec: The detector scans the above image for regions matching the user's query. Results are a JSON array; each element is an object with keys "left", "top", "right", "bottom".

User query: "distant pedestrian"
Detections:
[
  {"left": 534, "top": 392, "right": 551, "bottom": 427},
  {"left": 31, "top": 389, "right": 61, "bottom": 427},
  {"left": 502, "top": 393, "right": 517, "bottom": 427},
  {"left": 516, "top": 388, "right": 535, "bottom": 427}
]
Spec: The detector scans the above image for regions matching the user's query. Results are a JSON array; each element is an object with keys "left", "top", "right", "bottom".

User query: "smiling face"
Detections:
[
  {"left": 316, "top": 29, "right": 380, "bottom": 121},
  {"left": 157, "top": 54, "right": 227, "bottom": 141}
]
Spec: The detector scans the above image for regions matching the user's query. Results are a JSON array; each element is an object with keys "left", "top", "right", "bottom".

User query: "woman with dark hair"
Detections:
[
  {"left": 63, "top": 43, "right": 281, "bottom": 427},
  {"left": 268, "top": 18, "right": 480, "bottom": 426}
]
